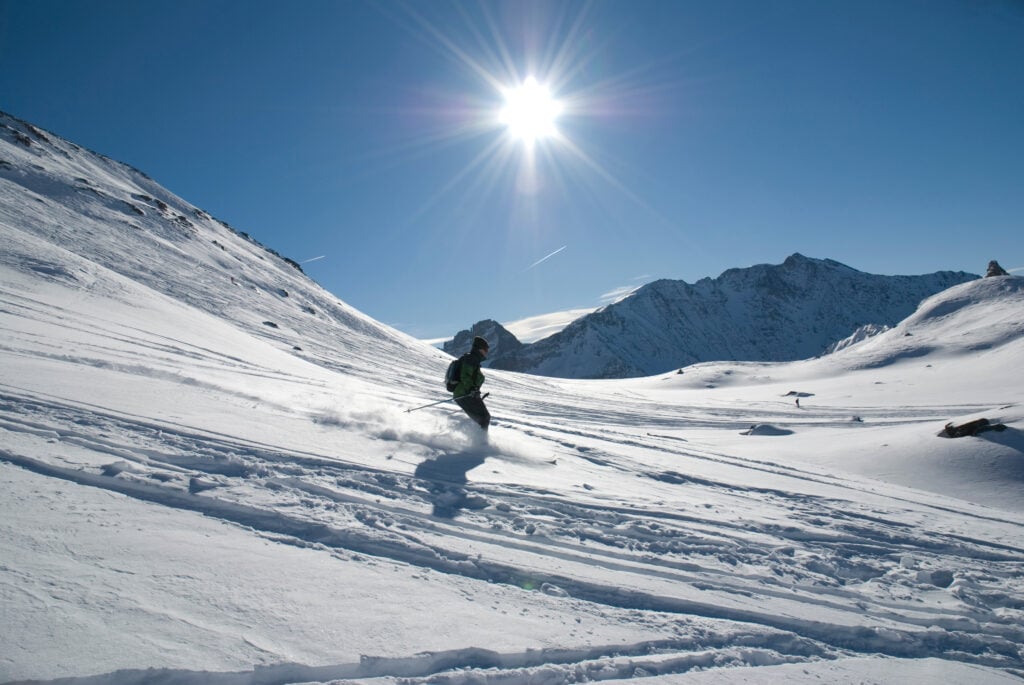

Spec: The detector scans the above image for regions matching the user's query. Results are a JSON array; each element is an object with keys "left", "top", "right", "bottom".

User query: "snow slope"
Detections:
[{"left": 2, "top": 111, "right": 1024, "bottom": 684}]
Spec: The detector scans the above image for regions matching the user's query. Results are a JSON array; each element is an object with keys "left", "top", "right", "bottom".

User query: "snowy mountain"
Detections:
[
  {"left": 3, "top": 110, "right": 1024, "bottom": 684},
  {"left": 0, "top": 110, "right": 445, "bottom": 382},
  {"left": 488, "top": 255, "right": 977, "bottom": 378},
  {"left": 443, "top": 318, "right": 523, "bottom": 360}
]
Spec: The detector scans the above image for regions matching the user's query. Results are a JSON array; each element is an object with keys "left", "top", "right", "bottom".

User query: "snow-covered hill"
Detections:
[
  {"left": 490, "top": 255, "right": 977, "bottom": 378},
  {"left": 3, "top": 111, "right": 1024, "bottom": 684},
  {"left": 0, "top": 110, "right": 441, "bottom": 385}
]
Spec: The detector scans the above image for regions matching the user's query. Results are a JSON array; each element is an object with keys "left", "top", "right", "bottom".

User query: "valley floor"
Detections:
[{"left": 2, "top": 355, "right": 1023, "bottom": 683}]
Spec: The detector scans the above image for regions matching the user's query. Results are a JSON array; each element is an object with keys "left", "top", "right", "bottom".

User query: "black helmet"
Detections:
[{"left": 472, "top": 336, "right": 489, "bottom": 352}]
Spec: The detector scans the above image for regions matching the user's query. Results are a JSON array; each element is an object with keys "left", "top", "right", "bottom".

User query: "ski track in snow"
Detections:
[{"left": 3, "top": 384, "right": 1024, "bottom": 683}]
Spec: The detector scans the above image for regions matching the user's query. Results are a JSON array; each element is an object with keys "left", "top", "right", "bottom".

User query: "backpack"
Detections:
[{"left": 444, "top": 356, "right": 463, "bottom": 392}]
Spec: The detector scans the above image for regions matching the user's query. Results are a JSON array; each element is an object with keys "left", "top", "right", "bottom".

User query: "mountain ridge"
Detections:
[{"left": 463, "top": 253, "right": 978, "bottom": 378}]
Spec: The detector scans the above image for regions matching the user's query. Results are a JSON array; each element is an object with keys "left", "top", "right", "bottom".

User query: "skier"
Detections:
[{"left": 452, "top": 336, "right": 491, "bottom": 432}]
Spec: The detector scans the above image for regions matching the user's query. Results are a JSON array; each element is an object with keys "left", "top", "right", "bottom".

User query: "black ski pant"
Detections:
[{"left": 455, "top": 393, "right": 490, "bottom": 431}]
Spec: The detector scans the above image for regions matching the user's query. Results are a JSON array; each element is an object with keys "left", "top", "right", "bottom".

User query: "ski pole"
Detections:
[{"left": 405, "top": 392, "right": 489, "bottom": 413}]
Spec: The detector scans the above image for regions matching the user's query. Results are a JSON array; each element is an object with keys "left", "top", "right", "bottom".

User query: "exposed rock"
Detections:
[
  {"left": 939, "top": 418, "right": 1007, "bottom": 438},
  {"left": 986, "top": 260, "right": 1010, "bottom": 277},
  {"left": 443, "top": 319, "right": 523, "bottom": 363}
]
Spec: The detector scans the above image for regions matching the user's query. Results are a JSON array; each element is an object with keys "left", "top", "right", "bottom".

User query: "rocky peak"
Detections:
[
  {"left": 442, "top": 319, "right": 523, "bottom": 363},
  {"left": 986, "top": 260, "right": 1010, "bottom": 277}
]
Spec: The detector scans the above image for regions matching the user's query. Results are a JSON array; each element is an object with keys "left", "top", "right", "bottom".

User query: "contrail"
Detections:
[
  {"left": 301, "top": 255, "right": 327, "bottom": 264},
  {"left": 525, "top": 245, "right": 567, "bottom": 272}
]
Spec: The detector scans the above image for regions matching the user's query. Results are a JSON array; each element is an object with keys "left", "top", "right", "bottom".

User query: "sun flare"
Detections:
[
  {"left": 499, "top": 76, "right": 563, "bottom": 145},
  {"left": 389, "top": 2, "right": 664, "bottom": 220}
]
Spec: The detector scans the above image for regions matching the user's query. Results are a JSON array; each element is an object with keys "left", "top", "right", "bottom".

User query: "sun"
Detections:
[
  {"left": 386, "top": 3, "right": 666, "bottom": 221},
  {"left": 499, "top": 76, "right": 563, "bottom": 145}
]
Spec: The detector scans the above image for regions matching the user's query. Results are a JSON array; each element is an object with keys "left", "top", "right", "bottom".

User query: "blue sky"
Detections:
[{"left": 2, "top": 0, "right": 1022, "bottom": 339}]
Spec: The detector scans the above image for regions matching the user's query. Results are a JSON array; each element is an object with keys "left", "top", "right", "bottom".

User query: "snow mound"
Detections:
[
  {"left": 742, "top": 424, "right": 795, "bottom": 436},
  {"left": 834, "top": 276, "right": 1024, "bottom": 369}
]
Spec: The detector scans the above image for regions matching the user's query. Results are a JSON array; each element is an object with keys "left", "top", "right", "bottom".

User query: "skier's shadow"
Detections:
[{"left": 414, "top": 451, "right": 487, "bottom": 518}]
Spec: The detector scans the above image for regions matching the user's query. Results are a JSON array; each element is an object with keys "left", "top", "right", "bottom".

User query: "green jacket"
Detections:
[{"left": 453, "top": 349, "right": 486, "bottom": 397}]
